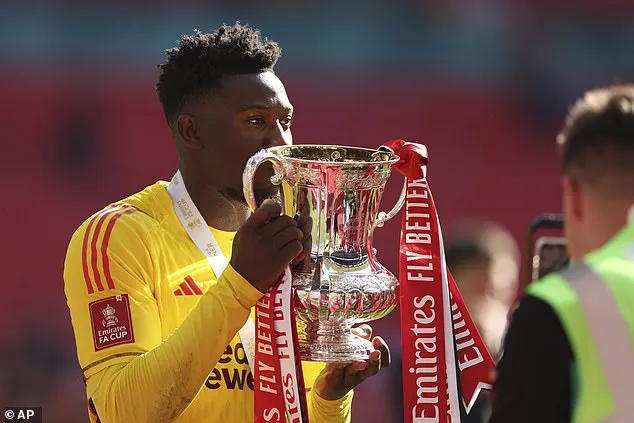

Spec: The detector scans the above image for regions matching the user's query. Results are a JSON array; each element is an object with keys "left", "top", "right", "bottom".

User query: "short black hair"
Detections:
[
  {"left": 445, "top": 222, "right": 518, "bottom": 272},
  {"left": 445, "top": 237, "right": 491, "bottom": 271},
  {"left": 557, "top": 84, "right": 634, "bottom": 194},
  {"left": 156, "top": 22, "right": 282, "bottom": 124}
]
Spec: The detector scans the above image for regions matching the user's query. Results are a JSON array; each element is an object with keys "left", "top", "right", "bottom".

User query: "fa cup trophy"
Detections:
[{"left": 243, "top": 145, "right": 405, "bottom": 362}]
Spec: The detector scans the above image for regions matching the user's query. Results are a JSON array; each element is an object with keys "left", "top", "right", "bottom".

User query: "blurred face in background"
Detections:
[
  {"left": 562, "top": 175, "right": 584, "bottom": 261},
  {"left": 452, "top": 252, "right": 518, "bottom": 358},
  {"left": 448, "top": 225, "right": 520, "bottom": 358},
  {"left": 453, "top": 251, "right": 518, "bottom": 312},
  {"left": 560, "top": 172, "right": 618, "bottom": 262},
  {"left": 453, "top": 259, "right": 490, "bottom": 305}
]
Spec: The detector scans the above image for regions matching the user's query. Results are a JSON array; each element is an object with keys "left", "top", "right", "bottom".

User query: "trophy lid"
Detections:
[{"left": 267, "top": 145, "right": 399, "bottom": 166}]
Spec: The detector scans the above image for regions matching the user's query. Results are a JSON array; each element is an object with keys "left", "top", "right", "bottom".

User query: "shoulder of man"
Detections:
[
  {"left": 66, "top": 202, "right": 157, "bottom": 250},
  {"left": 65, "top": 181, "right": 169, "bottom": 249},
  {"left": 499, "top": 275, "right": 570, "bottom": 359},
  {"left": 524, "top": 271, "right": 572, "bottom": 304}
]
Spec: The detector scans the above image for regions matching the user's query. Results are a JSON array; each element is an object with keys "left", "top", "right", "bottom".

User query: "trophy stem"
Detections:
[{"left": 298, "top": 322, "right": 374, "bottom": 363}]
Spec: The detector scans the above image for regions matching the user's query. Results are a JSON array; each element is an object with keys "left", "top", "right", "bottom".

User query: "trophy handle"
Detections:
[
  {"left": 374, "top": 177, "right": 407, "bottom": 228},
  {"left": 242, "top": 149, "right": 286, "bottom": 212}
]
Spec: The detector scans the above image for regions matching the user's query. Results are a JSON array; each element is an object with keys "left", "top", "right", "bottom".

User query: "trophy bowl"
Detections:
[{"left": 243, "top": 145, "right": 405, "bottom": 362}]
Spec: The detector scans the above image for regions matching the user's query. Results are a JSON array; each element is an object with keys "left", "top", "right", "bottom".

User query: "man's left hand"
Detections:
[{"left": 313, "top": 324, "right": 390, "bottom": 400}]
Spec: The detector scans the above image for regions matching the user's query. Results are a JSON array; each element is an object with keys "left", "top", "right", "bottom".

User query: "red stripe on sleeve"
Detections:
[
  {"left": 81, "top": 216, "right": 100, "bottom": 295},
  {"left": 82, "top": 204, "right": 117, "bottom": 294},
  {"left": 180, "top": 281, "right": 193, "bottom": 296},
  {"left": 90, "top": 209, "right": 115, "bottom": 292},
  {"left": 101, "top": 205, "right": 136, "bottom": 290},
  {"left": 185, "top": 276, "right": 203, "bottom": 295}
]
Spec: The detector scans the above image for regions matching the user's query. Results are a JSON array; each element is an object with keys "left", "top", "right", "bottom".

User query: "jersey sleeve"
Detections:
[
  {"left": 64, "top": 203, "right": 265, "bottom": 422},
  {"left": 63, "top": 203, "right": 160, "bottom": 378},
  {"left": 301, "top": 361, "right": 353, "bottom": 423}
]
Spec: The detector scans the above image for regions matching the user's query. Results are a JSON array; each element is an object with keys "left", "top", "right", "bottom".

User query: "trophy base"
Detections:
[{"left": 298, "top": 328, "right": 373, "bottom": 363}]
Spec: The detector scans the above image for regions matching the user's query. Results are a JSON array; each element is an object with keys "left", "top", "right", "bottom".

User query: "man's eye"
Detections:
[
  {"left": 247, "top": 117, "right": 265, "bottom": 125},
  {"left": 280, "top": 117, "right": 293, "bottom": 127}
]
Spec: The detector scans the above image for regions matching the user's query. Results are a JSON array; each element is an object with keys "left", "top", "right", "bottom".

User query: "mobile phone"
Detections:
[
  {"left": 523, "top": 214, "right": 570, "bottom": 285},
  {"left": 532, "top": 236, "right": 569, "bottom": 281}
]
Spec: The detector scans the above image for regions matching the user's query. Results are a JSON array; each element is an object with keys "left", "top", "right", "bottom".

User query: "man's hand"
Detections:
[
  {"left": 292, "top": 204, "right": 312, "bottom": 270},
  {"left": 231, "top": 199, "right": 304, "bottom": 292},
  {"left": 313, "top": 324, "right": 390, "bottom": 401}
]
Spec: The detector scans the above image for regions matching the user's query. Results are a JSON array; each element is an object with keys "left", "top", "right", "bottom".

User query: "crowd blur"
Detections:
[{"left": 1, "top": 1, "right": 633, "bottom": 421}]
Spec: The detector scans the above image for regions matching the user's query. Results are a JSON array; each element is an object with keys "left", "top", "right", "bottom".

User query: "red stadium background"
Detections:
[
  {"left": 2, "top": 0, "right": 633, "bottom": 419},
  {"left": 0, "top": 71, "right": 562, "bottom": 337},
  {"left": 1, "top": 70, "right": 561, "bottom": 420}
]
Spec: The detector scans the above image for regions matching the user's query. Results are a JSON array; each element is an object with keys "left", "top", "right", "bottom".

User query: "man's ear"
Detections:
[
  {"left": 563, "top": 175, "right": 583, "bottom": 221},
  {"left": 176, "top": 114, "right": 203, "bottom": 150}
]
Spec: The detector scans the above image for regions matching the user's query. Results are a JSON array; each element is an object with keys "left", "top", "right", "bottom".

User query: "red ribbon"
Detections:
[
  {"left": 381, "top": 139, "right": 494, "bottom": 420},
  {"left": 448, "top": 272, "right": 494, "bottom": 412},
  {"left": 254, "top": 281, "right": 286, "bottom": 422},
  {"left": 289, "top": 294, "right": 310, "bottom": 421},
  {"left": 254, "top": 272, "right": 309, "bottom": 423}
]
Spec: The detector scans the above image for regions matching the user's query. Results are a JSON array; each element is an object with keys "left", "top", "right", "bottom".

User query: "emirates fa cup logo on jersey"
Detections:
[
  {"left": 90, "top": 294, "right": 135, "bottom": 351},
  {"left": 102, "top": 304, "right": 119, "bottom": 328}
]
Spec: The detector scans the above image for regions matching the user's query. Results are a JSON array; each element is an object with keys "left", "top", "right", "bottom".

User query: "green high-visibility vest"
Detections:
[{"left": 526, "top": 220, "right": 634, "bottom": 423}]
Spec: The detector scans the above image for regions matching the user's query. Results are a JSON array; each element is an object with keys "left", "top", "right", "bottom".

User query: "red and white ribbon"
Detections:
[
  {"left": 381, "top": 139, "right": 494, "bottom": 422},
  {"left": 254, "top": 267, "right": 309, "bottom": 423}
]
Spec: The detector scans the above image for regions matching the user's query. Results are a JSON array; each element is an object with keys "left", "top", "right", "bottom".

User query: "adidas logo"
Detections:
[{"left": 174, "top": 276, "right": 203, "bottom": 296}]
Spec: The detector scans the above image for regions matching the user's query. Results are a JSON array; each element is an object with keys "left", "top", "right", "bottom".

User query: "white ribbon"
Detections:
[{"left": 166, "top": 170, "right": 256, "bottom": 374}]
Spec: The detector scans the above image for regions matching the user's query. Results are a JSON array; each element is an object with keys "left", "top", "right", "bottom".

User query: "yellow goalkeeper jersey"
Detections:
[{"left": 63, "top": 180, "right": 352, "bottom": 423}]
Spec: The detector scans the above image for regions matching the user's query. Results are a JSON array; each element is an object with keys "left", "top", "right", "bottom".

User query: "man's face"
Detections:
[
  {"left": 188, "top": 71, "right": 293, "bottom": 203},
  {"left": 562, "top": 175, "right": 582, "bottom": 261},
  {"left": 454, "top": 254, "right": 518, "bottom": 308},
  {"left": 453, "top": 261, "right": 489, "bottom": 307}
]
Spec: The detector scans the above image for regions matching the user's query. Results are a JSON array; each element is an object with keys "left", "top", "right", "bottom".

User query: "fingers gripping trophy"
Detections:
[{"left": 243, "top": 144, "right": 404, "bottom": 362}]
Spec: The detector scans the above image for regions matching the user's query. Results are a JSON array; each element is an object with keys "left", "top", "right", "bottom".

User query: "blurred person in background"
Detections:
[
  {"left": 446, "top": 221, "right": 520, "bottom": 360},
  {"left": 445, "top": 222, "right": 519, "bottom": 423},
  {"left": 491, "top": 84, "right": 634, "bottom": 422},
  {"left": 63, "top": 23, "right": 388, "bottom": 423}
]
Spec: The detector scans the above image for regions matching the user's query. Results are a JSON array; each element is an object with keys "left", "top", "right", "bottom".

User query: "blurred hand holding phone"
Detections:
[{"left": 524, "top": 214, "right": 570, "bottom": 286}]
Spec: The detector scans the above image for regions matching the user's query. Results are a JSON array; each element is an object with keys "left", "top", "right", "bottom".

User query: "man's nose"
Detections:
[{"left": 264, "top": 121, "right": 292, "bottom": 149}]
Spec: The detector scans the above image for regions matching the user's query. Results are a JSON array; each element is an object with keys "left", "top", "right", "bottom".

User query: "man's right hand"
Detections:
[{"left": 230, "top": 199, "right": 304, "bottom": 292}]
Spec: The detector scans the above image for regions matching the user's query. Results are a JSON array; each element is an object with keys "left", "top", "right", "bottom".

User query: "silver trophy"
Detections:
[{"left": 243, "top": 145, "right": 406, "bottom": 362}]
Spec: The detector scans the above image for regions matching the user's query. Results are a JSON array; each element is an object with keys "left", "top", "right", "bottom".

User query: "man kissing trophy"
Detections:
[{"left": 243, "top": 140, "right": 495, "bottom": 423}]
